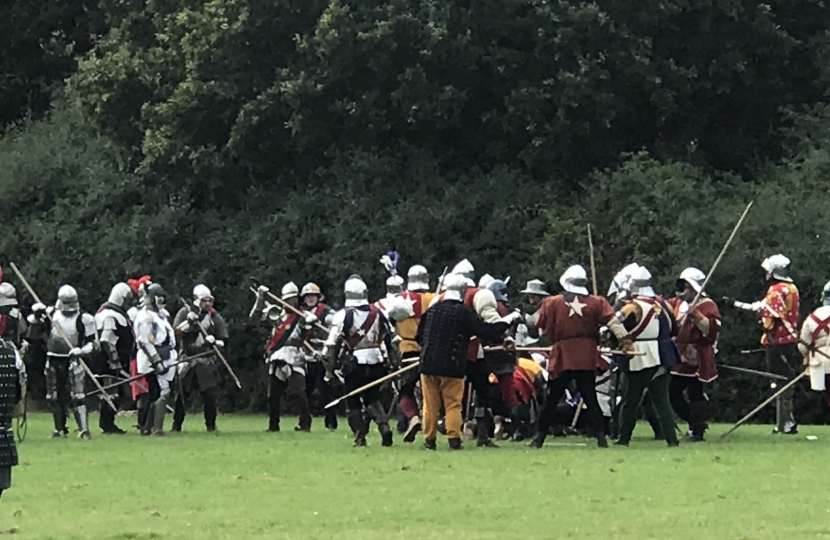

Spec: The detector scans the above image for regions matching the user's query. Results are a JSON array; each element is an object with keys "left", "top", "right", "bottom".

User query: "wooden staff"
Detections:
[
  {"left": 9, "top": 262, "right": 117, "bottom": 412},
  {"left": 688, "top": 201, "right": 754, "bottom": 309},
  {"left": 717, "top": 370, "right": 807, "bottom": 442},
  {"left": 179, "top": 297, "right": 242, "bottom": 389},
  {"left": 248, "top": 285, "right": 330, "bottom": 334},
  {"left": 587, "top": 224, "right": 598, "bottom": 295},
  {"left": 324, "top": 362, "right": 419, "bottom": 409}
]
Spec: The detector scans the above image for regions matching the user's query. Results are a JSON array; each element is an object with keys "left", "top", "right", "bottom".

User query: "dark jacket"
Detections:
[{"left": 416, "top": 299, "right": 508, "bottom": 378}]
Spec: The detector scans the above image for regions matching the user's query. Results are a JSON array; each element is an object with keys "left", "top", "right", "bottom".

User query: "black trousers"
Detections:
[
  {"left": 173, "top": 378, "right": 218, "bottom": 430},
  {"left": 305, "top": 362, "right": 338, "bottom": 428},
  {"left": 538, "top": 370, "right": 604, "bottom": 437},
  {"left": 669, "top": 375, "right": 705, "bottom": 423},
  {"left": 465, "top": 359, "right": 508, "bottom": 417},
  {"left": 343, "top": 364, "right": 387, "bottom": 411}
]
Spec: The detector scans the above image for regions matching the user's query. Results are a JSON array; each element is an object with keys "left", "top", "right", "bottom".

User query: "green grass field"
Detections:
[{"left": 2, "top": 413, "right": 828, "bottom": 539}]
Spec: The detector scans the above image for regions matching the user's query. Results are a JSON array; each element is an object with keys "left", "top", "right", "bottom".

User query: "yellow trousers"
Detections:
[{"left": 420, "top": 374, "right": 464, "bottom": 440}]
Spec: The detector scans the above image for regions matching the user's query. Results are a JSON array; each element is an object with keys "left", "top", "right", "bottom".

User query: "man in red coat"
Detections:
[
  {"left": 667, "top": 267, "right": 721, "bottom": 441},
  {"left": 528, "top": 265, "right": 633, "bottom": 448},
  {"left": 729, "top": 254, "right": 800, "bottom": 434}
]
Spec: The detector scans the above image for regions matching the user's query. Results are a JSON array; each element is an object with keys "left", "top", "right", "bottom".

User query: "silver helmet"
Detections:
[
  {"left": 344, "top": 276, "right": 368, "bottom": 307},
  {"left": 386, "top": 275, "right": 404, "bottom": 297},
  {"left": 822, "top": 281, "right": 830, "bottom": 307},
  {"left": 107, "top": 282, "right": 134, "bottom": 308},
  {"left": 0, "top": 283, "right": 17, "bottom": 308},
  {"left": 193, "top": 284, "right": 214, "bottom": 306},
  {"left": 142, "top": 282, "right": 167, "bottom": 310},
  {"left": 56, "top": 285, "right": 80, "bottom": 312},
  {"left": 451, "top": 259, "right": 475, "bottom": 286},
  {"left": 406, "top": 265, "right": 429, "bottom": 292}
]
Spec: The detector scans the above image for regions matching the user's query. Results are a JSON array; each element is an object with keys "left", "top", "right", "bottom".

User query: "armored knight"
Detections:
[
  {"left": 251, "top": 282, "right": 317, "bottom": 432},
  {"left": 323, "top": 275, "right": 395, "bottom": 447},
  {"left": 94, "top": 283, "right": 136, "bottom": 434},
  {"left": 135, "top": 282, "right": 177, "bottom": 436},
  {"left": 28, "top": 285, "right": 98, "bottom": 439},
  {"left": 172, "top": 284, "right": 229, "bottom": 432},
  {"left": 0, "top": 283, "right": 27, "bottom": 350}
]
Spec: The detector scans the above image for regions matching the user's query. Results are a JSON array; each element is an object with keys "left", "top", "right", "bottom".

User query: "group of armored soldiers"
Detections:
[{"left": 0, "top": 251, "right": 828, "bottom": 459}]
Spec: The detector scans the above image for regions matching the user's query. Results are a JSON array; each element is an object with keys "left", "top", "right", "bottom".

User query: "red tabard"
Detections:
[
  {"left": 535, "top": 294, "right": 615, "bottom": 377},
  {"left": 667, "top": 296, "right": 720, "bottom": 382}
]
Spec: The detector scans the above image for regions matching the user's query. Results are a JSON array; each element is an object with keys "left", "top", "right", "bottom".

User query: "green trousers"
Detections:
[{"left": 617, "top": 366, "right": 677, "bottom": 445}]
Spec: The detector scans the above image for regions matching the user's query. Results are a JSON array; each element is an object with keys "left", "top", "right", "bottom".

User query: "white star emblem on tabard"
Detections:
[{"left": 567, "top": 297, "right": 587, "bottom": 317}]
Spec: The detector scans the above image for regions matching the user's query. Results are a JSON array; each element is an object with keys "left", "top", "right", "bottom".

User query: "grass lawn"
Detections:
[{"left": 2, "top": 413, "right": 828, "bottom": 539}]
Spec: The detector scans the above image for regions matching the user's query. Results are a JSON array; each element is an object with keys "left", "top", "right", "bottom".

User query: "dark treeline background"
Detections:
[{"left": 1, "top": 0, "right": 830, "bottom": 421}]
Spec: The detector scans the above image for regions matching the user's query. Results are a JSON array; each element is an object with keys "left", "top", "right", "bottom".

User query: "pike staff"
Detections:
[
  {"left": 9, "top": 262, "right": 117, "bottom": 412},
  {"left": 587, "top": 224, "right": 598, "bottom": 296},
  {"left": 687, "top": 200, "right": 754, "bottom": 310}
]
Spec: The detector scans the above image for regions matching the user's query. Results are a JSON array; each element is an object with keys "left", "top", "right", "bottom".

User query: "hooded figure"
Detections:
[{"left": 730, "top": 254, "right": 800, "bottom": 435}]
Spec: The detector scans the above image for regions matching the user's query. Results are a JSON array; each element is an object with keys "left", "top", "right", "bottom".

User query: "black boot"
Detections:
[
  {"left": 348, "top": 409, "right": 368, "bottom": 447},
  {"left": 423, "top": 438, "right": 437, "bottom": 451},
  {"left": 528, "top": 431, "right": 546, "bottom": 449},
  {"left": 476, "top": 413, "right": 499, "bottom": 448},
  {"left": 688, "top": 401, "right": 708, "bottom": 442},
  {"left": 448, "top": 437, "right": 462, "bottom": 450}
]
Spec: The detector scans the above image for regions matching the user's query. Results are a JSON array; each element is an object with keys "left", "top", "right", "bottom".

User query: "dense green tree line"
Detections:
[{"left": 1, "top": 0, "right": 829, "bottom": 420}]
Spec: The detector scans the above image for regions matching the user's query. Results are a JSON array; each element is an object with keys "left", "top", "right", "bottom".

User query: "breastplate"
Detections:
[{"left": 48, "top": 311, "right": 80, "bottom": 355}]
